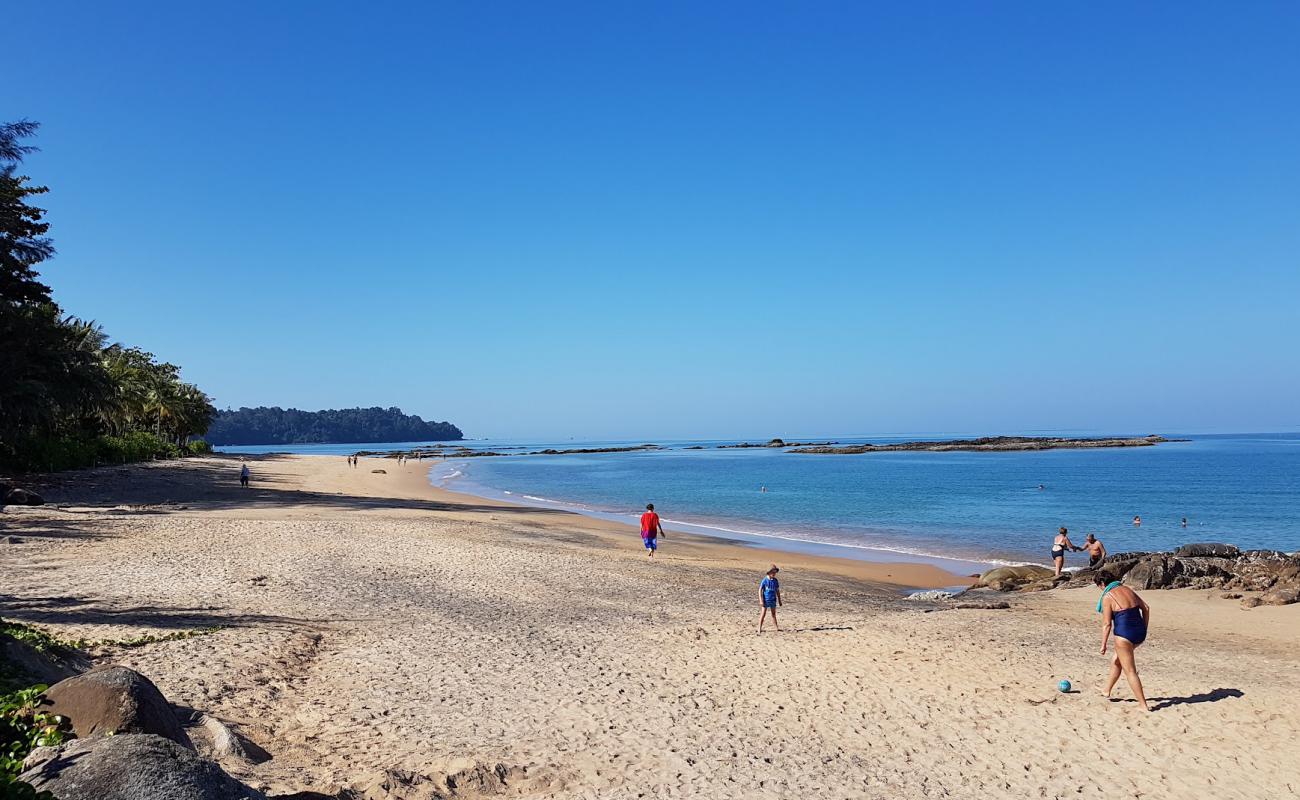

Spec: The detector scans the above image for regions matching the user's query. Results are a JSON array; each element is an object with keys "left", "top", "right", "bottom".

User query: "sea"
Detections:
[{"left": 218, "top": 432, "right": 1300, "bottom": 571}]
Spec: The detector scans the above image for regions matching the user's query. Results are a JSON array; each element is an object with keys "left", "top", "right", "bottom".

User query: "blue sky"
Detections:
[{"left": 10, "top": 2, "right": 1299, "bottom": 439}]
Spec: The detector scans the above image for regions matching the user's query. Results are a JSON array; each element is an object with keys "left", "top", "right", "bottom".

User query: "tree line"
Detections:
[
  {"left": 205, "top": 406, "right": 463, "bottom": 446},
  {"left": 0, "top": 121, "right": 216, "bottom": 472}
]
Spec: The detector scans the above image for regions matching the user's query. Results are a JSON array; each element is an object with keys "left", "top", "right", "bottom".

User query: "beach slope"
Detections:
[{"left": 1, "top": 455, "right": 1296, "bottom": 799}]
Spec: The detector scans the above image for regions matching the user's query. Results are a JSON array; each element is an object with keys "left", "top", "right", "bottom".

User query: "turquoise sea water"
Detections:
[{"left": 220, "top": 433, "right": 1300, "bottom": 568}]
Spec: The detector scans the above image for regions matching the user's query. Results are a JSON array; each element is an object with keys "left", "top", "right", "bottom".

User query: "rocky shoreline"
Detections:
[
  {"left": 790, "top": 434, "right": 1180, "bottom": 454},
  {"left": 345, "top": 434, "right": 1182, "bottom": 462},
  {"left": 965, "top": 542, "right": 1299, "bottom": 608}
]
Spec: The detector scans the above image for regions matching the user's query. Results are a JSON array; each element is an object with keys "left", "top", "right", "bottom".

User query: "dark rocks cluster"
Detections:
[{"left": 973, "top": 542, "right": 1299, "bottom": 609}]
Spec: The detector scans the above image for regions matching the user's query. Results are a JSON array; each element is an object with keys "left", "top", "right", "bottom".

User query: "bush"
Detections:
[
  {"left": 1, "top": 431, "right": 182, "bottom": 473},
  {"left": 1, "top": 684, "right": 68, "bottom": 796},
  {"left": 95, "top": 431, "right": 176, "bottom": 464},
  {"left": 183, "top": 439, "right": 212, "bottom": 455}
]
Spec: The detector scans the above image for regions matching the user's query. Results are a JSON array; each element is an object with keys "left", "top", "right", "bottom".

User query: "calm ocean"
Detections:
[{"left": 220, "top": 433, "right": 1300, "bottom": 569}]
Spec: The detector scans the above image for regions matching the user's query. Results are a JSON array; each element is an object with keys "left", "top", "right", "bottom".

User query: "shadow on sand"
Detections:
[{"left": 1149, "top": 688, "right": 1244, "bottom": 711}]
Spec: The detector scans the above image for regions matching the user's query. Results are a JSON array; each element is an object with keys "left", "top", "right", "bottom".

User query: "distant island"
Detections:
[
  {"left": 205, "top": 406, "right": 463, "bottom": 446},
  {"left": 790, "top": 435, "right": 1179, "bottom": 454}
]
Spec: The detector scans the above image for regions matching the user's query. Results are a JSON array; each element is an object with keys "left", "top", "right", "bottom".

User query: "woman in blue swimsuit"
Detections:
[{"left": 1095, "top": 573, "right": 1151, "bottom": 711}]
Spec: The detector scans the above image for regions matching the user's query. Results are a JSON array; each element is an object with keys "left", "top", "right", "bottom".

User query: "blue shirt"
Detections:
[{"left": 760, "top": 576, "right": 779, "bottom": 604}]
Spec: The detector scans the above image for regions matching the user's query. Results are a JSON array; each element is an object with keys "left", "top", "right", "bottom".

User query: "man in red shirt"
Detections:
[{"left": 640, "top": 503, "right": 664, "bottom": 559}]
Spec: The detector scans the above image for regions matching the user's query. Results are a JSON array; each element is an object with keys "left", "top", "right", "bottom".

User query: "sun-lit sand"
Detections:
[{"left": 2, "top": 455, "right": 1298, "bottom": 798}]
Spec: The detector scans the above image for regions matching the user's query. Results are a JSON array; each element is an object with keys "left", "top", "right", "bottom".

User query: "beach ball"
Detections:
[{"left": 1057, "top": 679, "right": 1072, "bottom": 693}]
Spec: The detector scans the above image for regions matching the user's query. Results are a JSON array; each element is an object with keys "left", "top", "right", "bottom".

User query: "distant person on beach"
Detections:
[
  {"left": 1083, "top": 534, "right": 1107, "bottom": 568},
  {"left": 239, "top": 461, "right": 250, "bottom": 488},
  {"left": 758, "top": 565, "right": 782, "bottom": 632},
  {"left": 1096, "top": 573, "right": 1151, "bottom": 711},
  {"left": 1051, "top": 527, "right": 1080, "bottom": 576},
  {"left": 640, "top": 503, "right": 664, "bottom": 559}
]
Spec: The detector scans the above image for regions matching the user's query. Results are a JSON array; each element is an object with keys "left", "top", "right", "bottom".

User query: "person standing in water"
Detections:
[
  {"left": 1182, "top": 517, "right": 1188, "bottom": 528},
  {"left": 1083, "top": 533, "right": 1107, "bottom": 569},
  {"left": 1051, "top": 527, "right": 1080, "bottom": 577},
  {"left": 1096, "top": 573, "right": 1152, "bottom": 711},
  {"left": 640, "top": 503, "right": 664, "bottom": 559}
]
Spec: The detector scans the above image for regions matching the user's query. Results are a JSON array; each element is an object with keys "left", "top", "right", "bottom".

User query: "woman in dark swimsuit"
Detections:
[
  {"left": 1095, "top": 573, "right": 1151, "bottom": 711},
  {"left": 1051, "top": 527, "right": 1080, "bottom": 577}
]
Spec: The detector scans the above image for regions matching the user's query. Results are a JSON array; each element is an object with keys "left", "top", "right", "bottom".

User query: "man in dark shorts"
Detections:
[
  {"left": 1083, "top": 533, "right": 1107, "bottom": 568},
  {"left": 640, "top": 503, "right": 664, "bottom": 559}
]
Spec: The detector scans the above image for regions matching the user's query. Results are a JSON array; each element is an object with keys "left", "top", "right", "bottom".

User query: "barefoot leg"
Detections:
[
  {"left": 758, "top": 608, "right": 768, "bottom": 633},
  {"left": 1054, "top": 555, "right": 1063, "bottom": 577},
  {"left": 770, "top": 607, "right": 779, "bottom": 632},
  {"left": 1115, "top": 638, "right": 1149, "bottom": 711},
  {"left": 1103, "top": 651, "right": 1122, "bottom": 698}
]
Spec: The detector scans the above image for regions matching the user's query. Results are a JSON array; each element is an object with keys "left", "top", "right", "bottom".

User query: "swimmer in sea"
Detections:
[
  {"left": 1095, "top": 573, "right": 1151, "bottom": 711},
  {"left": 1133, "top": 515, "right": 1142, "bottom": 527}
]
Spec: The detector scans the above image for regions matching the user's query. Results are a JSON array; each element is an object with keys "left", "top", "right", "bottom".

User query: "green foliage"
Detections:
[
  {"left": 3, "top": 431, "right": 186, "bottom": 473},
  {"left": 0, "top": 625, "right": 71, "bottom": 659},
  {"left": 1, "top": 619, "right": 223, "bottom": 655},
  {"left": 207, "top": 406, "right": 463, "bottom": 446},
  {"left": 0, "top": 684, "right": 68, "bottom": 795},
  {"left": 184, "top": 439, "right": 213, "bottom": 455},
  {"left": 0, "top": 121, "right": 215, "bottom": 474}
]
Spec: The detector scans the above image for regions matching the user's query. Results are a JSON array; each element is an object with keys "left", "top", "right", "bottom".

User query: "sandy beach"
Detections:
[{"left": 2, "top": 454, "right": 1298, "bottom": 799}]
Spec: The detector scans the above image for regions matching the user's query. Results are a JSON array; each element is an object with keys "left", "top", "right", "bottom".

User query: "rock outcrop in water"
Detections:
[{"left": 792, "top": 435, "right": 1177, "bottom": 454}]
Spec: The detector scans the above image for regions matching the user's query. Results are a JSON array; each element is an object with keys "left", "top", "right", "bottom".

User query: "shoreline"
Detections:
[
  {"left": 429, "top": 463, "right": 1001, "bottom": 580},
  {"left": 345, "top": 455, "right": 971, "bottom": 590},
  {"left": 3, "top": 454, "right": 1299, "bottom": 797}
]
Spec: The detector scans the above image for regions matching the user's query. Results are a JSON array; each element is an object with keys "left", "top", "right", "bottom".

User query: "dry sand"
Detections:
[{"left": 2, "top": 454, "right": 1297, "bottom": 799}]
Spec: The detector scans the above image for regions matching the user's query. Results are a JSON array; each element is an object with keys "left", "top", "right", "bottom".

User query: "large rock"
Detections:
[
  {"left": 976, "top": 565, "right": 1055, "bottom": 591},
  {"left": 3, "top": 487, "right": 44, "bottom": 505},
  {"left": 20, "top": 734, "right": 266, "bottom": 800},
  {"left": 42, "top": 665, "right": 193, "bottom": 748},
  {"left": 1259, "top": 587, "right": 1299, "bottom": 606},
  {"left": 1175, "top": 542, "right": 1241, "bottom": 558}
]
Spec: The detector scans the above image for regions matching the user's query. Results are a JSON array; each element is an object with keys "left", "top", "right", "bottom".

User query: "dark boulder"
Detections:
[
  {"left": 21, "top": 734, "right": 266, "bottom": 800},
  {"left": 1175, "top": 542, "right": 1241, "bottom": 558},
  {"left": 4, "top": 487, "right": 44, "bottom": 505},
  {"left": 42, "top": 665, "right": 193, "bottom": 748}
]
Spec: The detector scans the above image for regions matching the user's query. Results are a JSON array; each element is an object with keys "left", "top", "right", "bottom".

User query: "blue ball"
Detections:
[{"left": 1058, "top": 679, "right": 1072, "bottom": 693}]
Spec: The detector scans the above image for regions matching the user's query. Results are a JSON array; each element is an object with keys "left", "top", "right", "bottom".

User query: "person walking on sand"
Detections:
[
  {"left": 758, "top": 565, "right": 782, "bottom": 632},
  {"left": 1095, "top": 573, "right": 1151, "bottom": 711},
  {"left": 239, "top": 460, "right": 250, "bottom": 488},
  {"left": 1051, "top": 527, "right": 1081, "bottom": 576},
  {"left": 640, "top": 503, "right": 664, "bottom": 559},
  {"left": 1083, "top": 533, "right": 1107, "bottom": 569}
]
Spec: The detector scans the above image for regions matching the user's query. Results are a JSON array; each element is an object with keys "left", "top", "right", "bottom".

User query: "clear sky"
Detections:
[{"left": 10, "top": 2, "right": 1299, "bottom": 439}]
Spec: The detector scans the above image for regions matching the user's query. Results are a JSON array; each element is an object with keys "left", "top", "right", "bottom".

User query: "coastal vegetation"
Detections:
[
  {"left": 0, "top": 121, "right": 215, "bottom": 473},
  {"left": 205, "top": 406, "right": 462, "bottom": 446}
]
